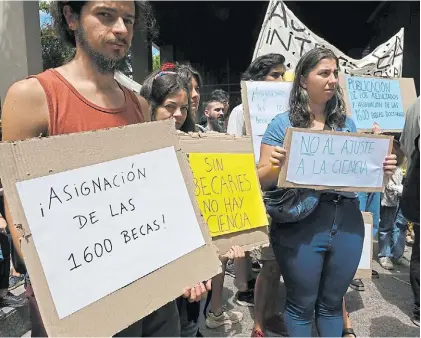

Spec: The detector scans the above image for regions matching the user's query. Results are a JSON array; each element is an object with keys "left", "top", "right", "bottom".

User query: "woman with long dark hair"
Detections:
[
  {"left": 140, "top": 70, "right": 195, "bottom": 132},
  {"left": 257, "top": 47, "right": 397, "bottom": 336}
]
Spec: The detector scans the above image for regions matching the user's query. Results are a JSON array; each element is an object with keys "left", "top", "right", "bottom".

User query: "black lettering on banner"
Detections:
[
  {"left": 269, "top": 1, "right": 287, "bottom": 28},
  {"left": 373, "top": 51, "right": 391, "bottom": 70},
  {"left": 295, "top": 36, "right": 311, "bottom": 57},
  {"left": 291, "top": 19, "right": 305, "bottom": 32},
  {"left": 338, "top": 56, "right": 349, "bottom": 68},
  {"left": 271, "top": 29, "right": 292, "bottom": 51},
  {"left": 392, "top": 35, "right": 404, "bottom": 65},
  {"left": 266, "top": 28, "right": 272, "bottom": 44}
]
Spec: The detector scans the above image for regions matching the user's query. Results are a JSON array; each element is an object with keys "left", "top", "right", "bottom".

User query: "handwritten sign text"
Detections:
[
  {"left": 16, "top": 147, "right": 205, "bottom": 319},
  {"left": 189, "top": 153, "right": 268, "bottom": 237},
  {"left": 345, "top": 76, "right": 405, "bottom": 130},
  {"left": 282, "top": 129, "right": 391, "bottom": 190}
]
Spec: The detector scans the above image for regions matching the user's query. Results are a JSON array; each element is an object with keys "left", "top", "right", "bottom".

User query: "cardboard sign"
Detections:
[
  {"left": 17, "top": 147, "right": 208, "bottom": 319},
  {"left": 0, "top": 120, "right": 221, "bottom": 336},
  {"left": 189, "top": 153, "right": 268, "bottom": 238},
  {"left": 278, "top": 128, "right": 393, "bottom": 192},
  {"left": 178, "top": 132, "right": 269, "bottom": 254},
  {"left": 345, "top": 76, "right": 405, "bottom": 130},
  {"left": 241, "top": 80, "right": 293, "bottom": 163},
  {"left": 354, "top": 212, "right": 373, "bottom": 279},
  {"left": 340, "top": 74, "right": 417, "bottom": 132}
]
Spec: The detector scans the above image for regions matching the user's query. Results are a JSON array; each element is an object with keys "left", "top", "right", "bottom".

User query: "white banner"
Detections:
[{"left": 253, "top": 1, "right": 404, "bottom": 78}]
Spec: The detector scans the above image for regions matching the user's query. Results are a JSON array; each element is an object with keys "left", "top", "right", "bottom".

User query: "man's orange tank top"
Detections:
[{"left": 30, "top": 69, "right": 145, "bottom": 136}]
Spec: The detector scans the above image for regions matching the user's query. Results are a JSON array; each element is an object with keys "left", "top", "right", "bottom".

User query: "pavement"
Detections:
[
  {"left": 0, "top": 283, "right": 30, "bottom": 338},
  {"left": 199, "top": 242, "right": 419, "bottom": 337},
  {"left": 17, "top": 242, "right": 419, "bottom": 337}
]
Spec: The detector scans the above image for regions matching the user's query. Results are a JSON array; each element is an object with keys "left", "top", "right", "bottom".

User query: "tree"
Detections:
[
  {"left": 152, "top": 54, "right": 160, "bottom": 71},
  {"left": 39, "top": 1, "right": 74, "bottom": 70}
]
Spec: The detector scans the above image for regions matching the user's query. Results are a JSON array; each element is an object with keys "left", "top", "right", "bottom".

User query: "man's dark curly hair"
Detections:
[
  {"left": 210, "top": 89, "right": 229, "bottom": 104},
  {"left": 50, "top": 1, "right": 157, "bottom": 48},
  {"left": 289, "top": 47, "right": 346, "bottom": 129}
]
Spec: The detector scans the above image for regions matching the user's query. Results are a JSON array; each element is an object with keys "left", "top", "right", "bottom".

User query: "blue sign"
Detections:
[{"left": 345, "top": 76, "right": 405, "bottom": 130}]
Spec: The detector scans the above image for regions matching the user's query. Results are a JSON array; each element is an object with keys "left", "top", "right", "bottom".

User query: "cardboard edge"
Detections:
[
  {"left": 241, "top": 81, "right": 253, "bottom": 137},
  {"left": 212, "top": 226, "right": 269, "bottom": 255},
  {"left": 354, "top": 212, "right": 373, "bottom": 280}
]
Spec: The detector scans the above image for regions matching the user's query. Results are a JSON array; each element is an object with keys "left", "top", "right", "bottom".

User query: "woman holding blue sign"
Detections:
[{"left": 257, "top": 47, "right": 397, "bottom": 337}]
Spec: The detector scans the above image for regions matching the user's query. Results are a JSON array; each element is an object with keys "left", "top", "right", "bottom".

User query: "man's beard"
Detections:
[
  {"left": 75, "top": 26, "right": 127, "bottom": 74},
  {"left": 209, "top": 117, "right": 226, "bottom": 133}
]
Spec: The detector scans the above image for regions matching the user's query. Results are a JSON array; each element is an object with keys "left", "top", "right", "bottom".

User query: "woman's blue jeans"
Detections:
[
  {"left": 270, "top": 198, "right": 364, "bottom": 337},
  {"left": 379, "top": 205, "right": 408, "bottom": 258}
]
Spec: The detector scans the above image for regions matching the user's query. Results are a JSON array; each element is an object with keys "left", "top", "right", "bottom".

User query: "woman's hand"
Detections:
[
  {"left": 383, "top": 154, "right": 397, "bottom": 176},
  {"left": 258, "top": 145, "right": 288, "bottom": 191},
  {"left": 183, "top": 279, "right": 212, "bottom": 302},
  {"left": 269, "top": 146, "right": 287, "bottom": 169}
]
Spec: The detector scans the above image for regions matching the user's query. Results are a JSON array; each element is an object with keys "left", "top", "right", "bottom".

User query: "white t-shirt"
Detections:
[{"left": 227, "top": 104, "right": 246, "bottom": 136}]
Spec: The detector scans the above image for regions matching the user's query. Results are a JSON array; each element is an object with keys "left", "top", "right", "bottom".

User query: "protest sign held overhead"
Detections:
[
  {"left": 339, "top": 75, "right": 417, "bottom": 132},
  {"left": 278, "top": 128, "right": 393, "bottom": 192},
  {"left": 253, "top": 1, "right": 404, "bottom": 78},
  {"left": 0, "top": 120, "right": 221, "bottom": 337},
  {"left": 241, "top": 80, "right": 292, "bottom": 163},
  {"left": 178, "top": 132, "right": 269, "bottom": 254},
  {"left": 345, "top": 76, "right": 405, "bottom": 130}
]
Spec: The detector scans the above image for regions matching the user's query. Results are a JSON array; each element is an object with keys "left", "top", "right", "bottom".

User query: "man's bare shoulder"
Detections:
[
  {"left": 6, "top": 77, "right": 46, "bottom": 102},
  {"left": 2, "top": 77, "right": 49, "bottom": 141}
]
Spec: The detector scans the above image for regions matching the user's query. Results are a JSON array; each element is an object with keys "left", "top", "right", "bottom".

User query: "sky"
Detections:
[
  {"left": 39, "top": 10, "right": 51, "bottom": 26},
  {"left": 152, "top": 46, "right": 160, "bottom": 57}
]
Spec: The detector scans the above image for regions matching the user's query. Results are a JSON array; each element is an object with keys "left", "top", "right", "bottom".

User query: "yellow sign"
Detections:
[{"left": 189, "top": 153, "right": 268, "bottom": 237}]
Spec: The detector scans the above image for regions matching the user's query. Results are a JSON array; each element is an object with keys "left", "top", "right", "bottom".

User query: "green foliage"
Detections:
[
  {"left": 41, "top": 23, "right": 75, "bottom": 70},
  {"left": 39, "top": 1, "right": 74, "bottom": 70},
  {"left": 39, "top": 1, "right": 50, "bottom": 13},
  {"left": 152, "top": 54, "right": 161, "bottom": 71}
]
